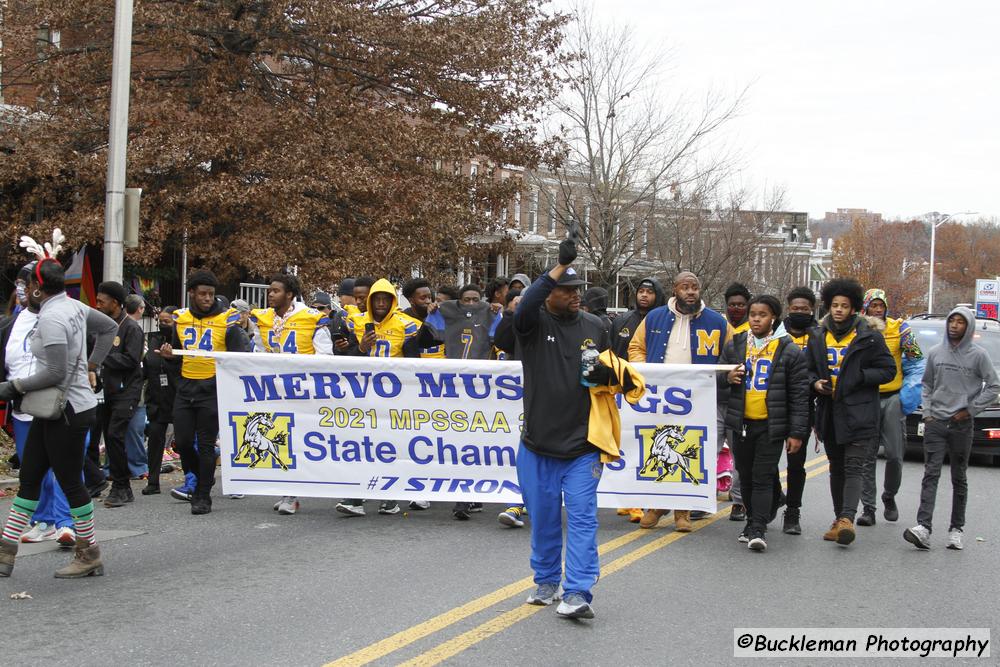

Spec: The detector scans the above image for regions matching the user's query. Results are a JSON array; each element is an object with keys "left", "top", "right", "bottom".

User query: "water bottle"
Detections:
[{"left": 580, "top": 343, "right": 599, "bottom": 387}]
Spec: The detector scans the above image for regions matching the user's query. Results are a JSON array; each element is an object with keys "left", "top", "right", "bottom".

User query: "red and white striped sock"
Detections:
[
  {"left": 71, "top": 503, "right": 96, "bottom": 546},
  {"left": 2, "top": 497, "right": 38, "bottom": 545}
]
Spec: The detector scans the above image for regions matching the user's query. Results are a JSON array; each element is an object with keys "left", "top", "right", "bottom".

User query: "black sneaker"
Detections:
[
  {"left": 882, "top": 495, "right": 899, "bottom": 522},
  {"left": 141, "top": 484, "right": 160, "bottom": 496},
  {"left": 124, "top": 486, "right": 135, "bottom": 503},
  {"left": 452, "top": 503, "right": 471, "bottom": 520},
  {"left": 782, "top": 509, "right": 801, "bottom": 535},
  {"left": 748, "top": 533, "right": 767, "bottom": 552},
  {"left": 729, "top": 504, "right": 746, "bottom": 522},
  {"left": 738, "top": 521, "right": 751, "bottom": 543},
  {"left": 857, "top": 511, "right": 876, "bottom": 527},
  {"left": 690, "top": 510, "right": 710, "bottom": 520},
  {"left": 103, "top": 487, "right": 129, "bottom": 508},
  {"left": 191, "top": 494, "right": 212, "bottom": 515},
  {"left": 469, "top": 502, "right": 484, "bottom": 513}
]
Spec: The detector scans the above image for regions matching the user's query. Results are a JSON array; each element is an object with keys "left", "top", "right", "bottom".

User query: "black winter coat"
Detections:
[
  {"left": 102, "top": 315, "right": 145, "bottom": 404},
  {"left": 143, "top": 333, "right": 177, "bottom": 424},
  {"left": 718, "top": 333, "right": 810, "bottom": 442},
  {"left": 805, "top": 317, "right": 896, "bottom": 445}
]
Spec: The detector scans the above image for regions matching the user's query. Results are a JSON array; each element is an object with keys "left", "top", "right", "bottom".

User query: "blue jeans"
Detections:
[
  {"left": 125, "top": 405, "right": 149, "bottom": 477},
  {"left": 516, "top": 445, "right": 602, "bottom": 602},
  {"left": 13, "top": 417, "right": 73, "bottom": 529}
]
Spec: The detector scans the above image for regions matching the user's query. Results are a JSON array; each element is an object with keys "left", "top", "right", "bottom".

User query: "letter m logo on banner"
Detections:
[
  {"left": 634, "top": 425, "right": 709, "bottom": 485},
  {"left": 229, "top": 412, "right": 297, "bottom": 471}
]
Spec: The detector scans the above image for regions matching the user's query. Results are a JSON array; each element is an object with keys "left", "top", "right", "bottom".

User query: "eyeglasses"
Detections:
[{"left": 314, "top": 305, "right": 331, "bottom": 311}]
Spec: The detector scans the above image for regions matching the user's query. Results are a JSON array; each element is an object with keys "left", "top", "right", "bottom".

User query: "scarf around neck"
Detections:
[{"left": 822, "top": 313, "right": 857, "bottom": 341}]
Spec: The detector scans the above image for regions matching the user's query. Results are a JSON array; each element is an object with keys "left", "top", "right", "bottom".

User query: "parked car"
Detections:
[{"left": 904, "top": 315, "right": 1000, "bottom": 463}]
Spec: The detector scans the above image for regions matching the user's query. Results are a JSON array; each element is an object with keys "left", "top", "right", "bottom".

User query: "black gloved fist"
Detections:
[
  {"left": 558, "top": 238, "right": 577, "bottom": 266},
  {"left": 586, "top": 362, "right": 617, "bottom": 386},
  {"left": 0, "top": 381, "right": 20, "bottom": 401}
]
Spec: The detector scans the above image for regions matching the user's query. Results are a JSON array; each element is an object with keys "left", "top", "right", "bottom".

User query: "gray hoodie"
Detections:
[{"left": 921, "top": 306, "right": 1000, "bottom": 420}]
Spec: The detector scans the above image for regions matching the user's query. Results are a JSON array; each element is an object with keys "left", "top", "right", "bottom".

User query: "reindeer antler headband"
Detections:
[{"left": 19, "top": 228, "right": 66, "bottom": 285}]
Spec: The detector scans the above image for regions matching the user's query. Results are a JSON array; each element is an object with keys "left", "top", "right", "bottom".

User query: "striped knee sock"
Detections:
[
  {"left": 2, "top": 497, "right": 39, "bottom": 545},
  {"left": 70, "top": 503, "right": 96, "bottom": 546}
]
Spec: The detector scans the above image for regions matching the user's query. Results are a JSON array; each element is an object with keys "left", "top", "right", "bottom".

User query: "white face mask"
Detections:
[{"left": 15, "top": 280, "right": 27, "bottom": 304}]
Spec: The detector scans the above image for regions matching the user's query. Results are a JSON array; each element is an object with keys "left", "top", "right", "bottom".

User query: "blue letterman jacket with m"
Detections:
[{"left": 628, "top": 303, "right": 732, "bottom": 364}]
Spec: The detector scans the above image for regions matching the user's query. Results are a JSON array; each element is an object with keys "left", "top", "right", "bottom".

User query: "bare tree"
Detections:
[
  {"left": 534, "top": 4, "right": 745, "bottom": 291},
  {"left": 650, "top": 183, "right": 790, "bottom": 304}
]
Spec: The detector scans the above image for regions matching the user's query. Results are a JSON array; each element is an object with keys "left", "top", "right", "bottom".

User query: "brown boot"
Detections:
[
  {"left": 674, "top": 510, "right": 692, "bottom": 532},
  {"left": 822, "top": 520, "right": 839, "bottom": 541},
  {"left": 54, "top": 538, "right": 104, "bottom": 578},
  {"left": 639, "top": 508, "right": 669, "bottom": 529},
  {"left": 0, "top": 540, "right": 17, "bottom": 577},
  {"left": 835, "top": 517, "right": 855, "bottom": 546}
]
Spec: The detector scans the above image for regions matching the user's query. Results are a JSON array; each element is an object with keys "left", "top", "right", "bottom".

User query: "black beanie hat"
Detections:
[{"left": 97, "top": 281, "right": 128, "bottom": 306}]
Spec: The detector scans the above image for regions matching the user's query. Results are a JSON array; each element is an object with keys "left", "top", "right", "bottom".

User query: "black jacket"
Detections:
[
  {"left": 514, "top": 273, "right": 610, "bottom": 458},
  {"left": 143, "top": 332, "right": 177, "bottom": 424},
  {"left": 718, "top": 333, "right": 810, "bottom": 442},
  {"left": 805, "top": 317, "right": 896, "bottom": 444},
  {"left": 610, "top": 277, "right": 666, "bottom": 358},
  {"left": 492, "top": 311, "right": 517, "bottom": 360},
  {"left": 102, "top": 315, "right": 145, "bottom": 404}
]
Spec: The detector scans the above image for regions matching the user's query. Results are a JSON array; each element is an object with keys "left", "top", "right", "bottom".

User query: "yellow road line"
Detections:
[
  {"left": 400, "top": 462, "right": 832, "bottom": 667},
  {"left": 324, "top": 526, "right": 650, "bottom": 667}
]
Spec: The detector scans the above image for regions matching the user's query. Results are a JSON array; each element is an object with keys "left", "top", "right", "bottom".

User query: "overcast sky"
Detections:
[{"left": 562, "top": 1, "right": 999, "bottom": 220}]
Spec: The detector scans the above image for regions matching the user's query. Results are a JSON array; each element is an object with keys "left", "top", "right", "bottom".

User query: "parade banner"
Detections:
[{"left": 211, "top": 353, "right": 720, "bottom": 512}]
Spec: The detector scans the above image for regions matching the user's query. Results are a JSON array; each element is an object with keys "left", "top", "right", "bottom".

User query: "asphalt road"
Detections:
[{"left": 1, "top": 454, "right": 997, "bottom": 666}]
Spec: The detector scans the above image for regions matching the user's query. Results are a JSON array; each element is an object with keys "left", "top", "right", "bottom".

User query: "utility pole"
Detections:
[{"left": 102, "top": 0, "right": 134, "bottom": 284}]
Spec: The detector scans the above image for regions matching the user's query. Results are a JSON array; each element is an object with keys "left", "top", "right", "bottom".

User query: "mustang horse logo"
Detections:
[
  {"left": 639, "top": 425, "right": 700, "bottom": 484},
  {"left": 234, "top": 412, "right": 292, "bottom": 471}
]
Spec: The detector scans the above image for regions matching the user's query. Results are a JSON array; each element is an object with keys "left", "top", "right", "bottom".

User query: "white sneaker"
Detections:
[
  {"left": 21, "top": 522, "right": 55, "bottom": 543},
  {"left": 947, "top": 528, "right": 964, "bottom": 550},
  {"left": 335, "top": 501, "right": 365, "bottom": 517},
  {"left": 903, "top": 524, "right": 931, "bottom": 550},
  {"left": 55, "top": 527, "right": 76, "bottom": 548},
  {"left": 276, "top": 497, "right": 300, "bottom": 515},
  {"left": 408, "top": 500, "right": 431, "bottom": 510}
]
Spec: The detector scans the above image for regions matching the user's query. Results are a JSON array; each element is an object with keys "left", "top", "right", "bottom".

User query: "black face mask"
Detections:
[
  {"left": 159, "top": 325, "right": 174, "bottom": 339},
  {"left": 784, "top": 312, "right": 814, "bottom": 331}
]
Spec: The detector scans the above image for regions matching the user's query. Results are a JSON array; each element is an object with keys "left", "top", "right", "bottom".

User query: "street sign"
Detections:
[
  {"left": 975, "top": 278, "right": 999, "bottom": 320},
  {"left": 976, "top": 279, "right": 998, "bottom": 302}
]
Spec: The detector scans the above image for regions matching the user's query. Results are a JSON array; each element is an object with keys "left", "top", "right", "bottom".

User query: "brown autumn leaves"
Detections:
[{"left": 0, "top": 0, "right": 569, "bottom": 284}]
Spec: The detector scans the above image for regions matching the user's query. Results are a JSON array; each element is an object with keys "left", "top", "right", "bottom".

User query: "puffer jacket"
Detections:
[
  {"left": 718, "top": 333, "right": 810, "bottom": 442},
  {"left": 805, "top": 316, "right": 896, "bottom": 444}
]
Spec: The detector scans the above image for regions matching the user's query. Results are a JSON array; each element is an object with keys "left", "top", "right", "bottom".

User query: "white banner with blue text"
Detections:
[{"left": 213, "top": 353, "right": 720, "bottom": 511}]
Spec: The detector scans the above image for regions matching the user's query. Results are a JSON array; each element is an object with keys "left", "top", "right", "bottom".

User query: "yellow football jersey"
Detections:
[
  {"left": 250, "top": 306, "right": 329, "bottom": 355},
  {"left": 789, "top": 332, "right": 809, "bottom": 348},
  {"left": 173, "top": 307, "right": 241, "bottom": 379},
  {"left": 743, "top": 338, "right": 780, "bottom": 420},
  {"left": 420, "top": 343, "right": 446, "bottom": 359},
  {"left": 732, "top": 321, "right": 751, "bottom": 335},
  {"left": 346, "top": 311, "right": 420, "bottom": 358},
  {"left": 825, "top": 329, "right": 856, "bottom": 390},
  {"left": 879, "top": 317, "right": 904, "bottom": 393}
]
